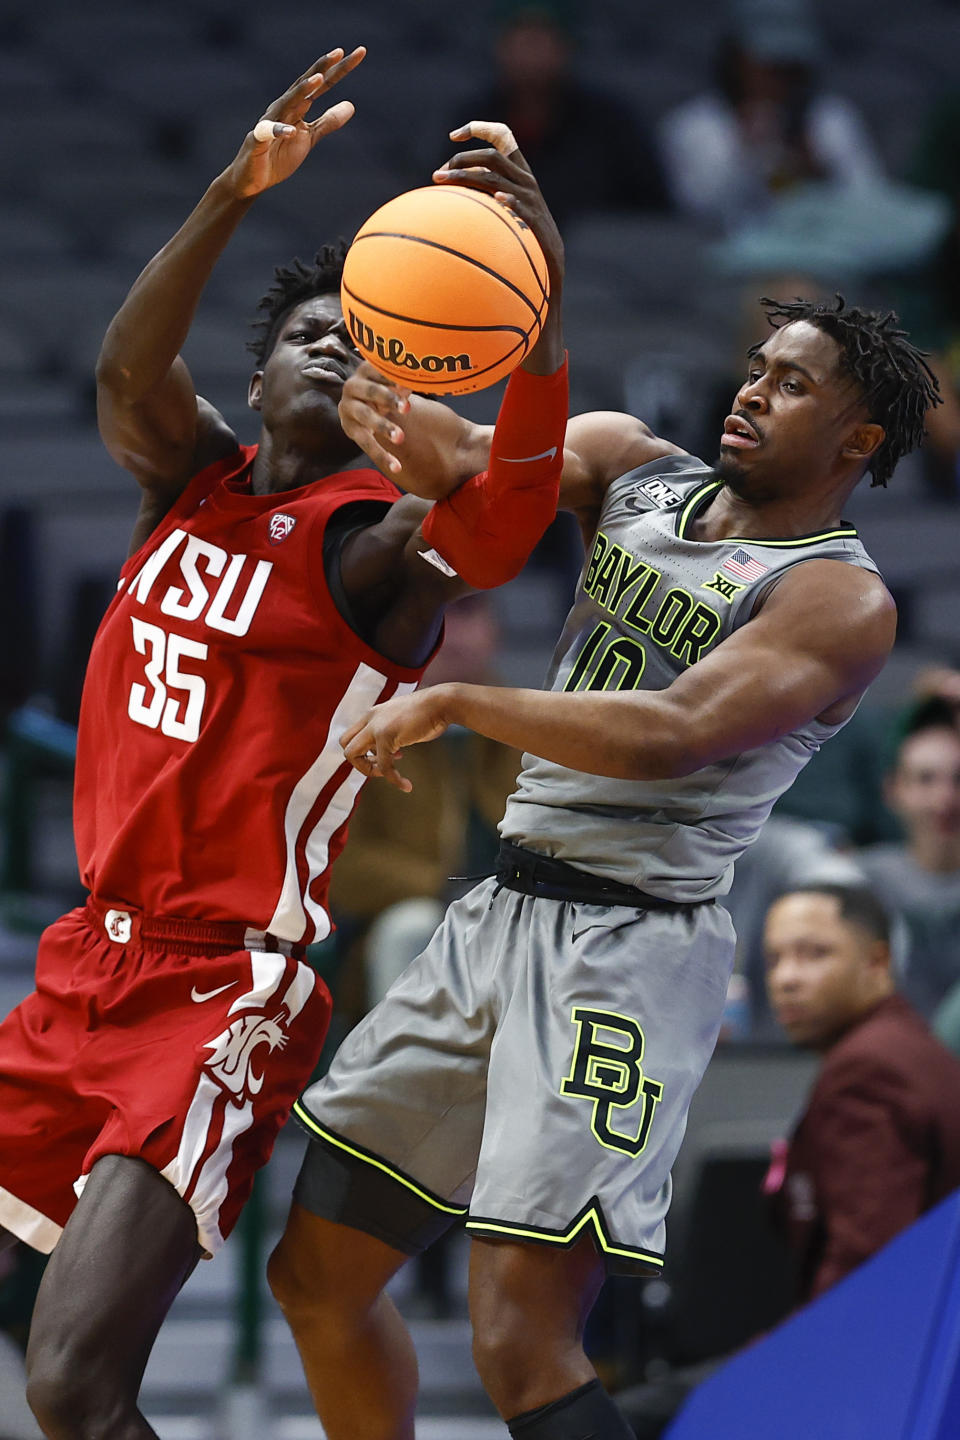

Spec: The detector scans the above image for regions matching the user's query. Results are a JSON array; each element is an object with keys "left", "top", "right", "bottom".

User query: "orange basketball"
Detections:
[{"left": 340, "top": 185, "right": 550, "bottom": 396}]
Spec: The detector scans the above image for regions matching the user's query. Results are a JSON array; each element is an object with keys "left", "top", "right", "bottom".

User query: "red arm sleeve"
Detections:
[{"left": 419, "top": 356, "right": 568, "bottom": 589}]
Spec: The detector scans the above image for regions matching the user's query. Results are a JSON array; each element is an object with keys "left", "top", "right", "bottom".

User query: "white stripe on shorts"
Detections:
[{"left": 0, "top": 1183, "right": 63, "bottom": 1253}]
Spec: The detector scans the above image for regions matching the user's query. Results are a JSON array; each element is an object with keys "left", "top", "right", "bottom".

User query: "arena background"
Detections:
[{"left": 0, "top": 0, "right": 959, "bottom": 1435}]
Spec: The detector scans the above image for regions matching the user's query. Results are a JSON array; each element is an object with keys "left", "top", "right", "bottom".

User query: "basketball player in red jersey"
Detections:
[{"left": 0, "top": 49, "right": 568, "bottom": 1439}]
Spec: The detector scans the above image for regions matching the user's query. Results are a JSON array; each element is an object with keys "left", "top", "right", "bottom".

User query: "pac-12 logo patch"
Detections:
[{"left": 268, "top": 512, "right": 297, "bottom": 545}]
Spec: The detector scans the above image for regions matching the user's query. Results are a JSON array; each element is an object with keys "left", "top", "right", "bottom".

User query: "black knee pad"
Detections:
[{"left": 508, "top": 1377, "right": 634, "bottom": 1439}]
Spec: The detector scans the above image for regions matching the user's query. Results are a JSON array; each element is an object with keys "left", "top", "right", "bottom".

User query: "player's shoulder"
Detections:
[
  {"left": 566, "top": 410, "right": 685, "bottom": 483},
  {"left": 764, "top": 557, "right": 895, "bottom": 633},
  {"left": 823, "top": 1000, "right": 958, "bottom": 1098}
]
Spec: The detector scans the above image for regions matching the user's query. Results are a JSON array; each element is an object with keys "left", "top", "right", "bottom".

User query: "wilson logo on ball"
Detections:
[
  {"left": 347, "top": 311, "right": 470, "bottom": 376},
  {"left": 341, "top": 184, "right": 549, "bottom": 396}
]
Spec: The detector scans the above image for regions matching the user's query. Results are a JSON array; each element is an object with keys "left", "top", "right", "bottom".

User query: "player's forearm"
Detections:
[
  {"left": 438, "top": 683, "right": 694, "bottom": 780},
  {"left": 96, "top": 175, "right": 254, "bottom": 403},
  {"left": 520, "top": 286, "right": 564, "bottom": 376}
]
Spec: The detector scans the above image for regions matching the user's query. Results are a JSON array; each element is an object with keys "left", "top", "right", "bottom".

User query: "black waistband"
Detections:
[{"left": 494, "top": 842, "right": 713, "bottom": 911}]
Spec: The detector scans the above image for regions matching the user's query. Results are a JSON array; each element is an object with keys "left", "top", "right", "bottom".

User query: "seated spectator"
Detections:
[
  {"left": 452, "top": 0, "right": 668, "bottom": 228},
  {"left": 618, "top": 880, "right": 960, "bottom": 1439},
  {"left": 764, "top": 883, "right": 960, "bottom": 1303},
  {"left": 723, "top": 814, "right": 865, "bottom": 1039},
  {"left": 858, "top": 697, "right": 960, "bottom": 1018},
  {"left": 659, "top": 0, "right": 883, "bottom": 233}
]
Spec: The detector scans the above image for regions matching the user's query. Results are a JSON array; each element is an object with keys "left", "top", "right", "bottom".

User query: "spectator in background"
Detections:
[
  {"left": 723, "top": 815, "right": 865, "bottom": 1038},
  {"left": 764, "top": 884, "right": 960, "bottom": 1303},
  {"left": 659, "top": 0, "right": 883, "bottom": 233},
  {"left": 858, "top": 697, "right": 960, "bottom": 1018},
  {"left": 452, "top": 0, "right": 668, "bottom": 228}
]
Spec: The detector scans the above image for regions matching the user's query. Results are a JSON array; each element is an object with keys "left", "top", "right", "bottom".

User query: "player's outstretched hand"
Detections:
[
  {"left": 341, "top": 688, "right": 453, "bottom": 791},
  {"left": 224, "top": 47, "right": 365, "bottom": 199},
  {"left": 433, "top": 121, "right": 564, "bottom": 297},
  {"left": 339, "top": 361, "right": 410, "bottom": 477}
]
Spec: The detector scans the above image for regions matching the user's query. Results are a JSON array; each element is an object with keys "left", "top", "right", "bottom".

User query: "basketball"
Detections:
[{"left": 340, "top": 185, "right": 550, "bottom": 396}]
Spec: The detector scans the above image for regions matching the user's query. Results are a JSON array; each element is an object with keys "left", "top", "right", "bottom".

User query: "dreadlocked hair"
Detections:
[
  {"left": 248, "top": 242, "right": 349, "bottom": 367},
  {"left": 752, "top": 295, "right": 942, "bottom": 488}
]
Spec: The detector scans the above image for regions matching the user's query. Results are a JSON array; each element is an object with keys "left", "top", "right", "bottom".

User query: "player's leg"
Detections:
[
  {"left": 469, "top": 1234, "right": 634, "bottom": 1438},
  {"left": 0, "top": 1225, "right": 17, "bottom": 1253},
  {"left": 271, "top": 883, "right": 497, "bottom": 1439},
  {"left": 269, "top": 1206, "right": 417, "bottom": 1440},
  {"left": 24, "top": 1154, "right": 201, "bottom": 1440}
]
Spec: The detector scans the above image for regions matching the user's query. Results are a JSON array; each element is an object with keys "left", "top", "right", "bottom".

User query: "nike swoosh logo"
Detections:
[
  {"left": 190, "top": 981, "right": 236, "bottom": 1004},
  {"left": 571, "top": 928, "right": 595, "bottom": 943},
  {"left": 493, "top": 447, "right": 558, "bottom": 464}
]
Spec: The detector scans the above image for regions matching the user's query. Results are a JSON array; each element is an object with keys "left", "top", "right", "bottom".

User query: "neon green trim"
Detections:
[
  {"left": 465, "top": 1206, "right": 664, "bottom": 1268},
  {"left": 293, "top": 1102, "right": 468, "bottom": 1215},
  {"left": 676, "top": 480, "right": 858, "bottom": 547},
  {"left": 724, "top": 528, "right": 858, "bottom": 547},
  {"left": 677, "top": 481, "right": 721, "bottom": 539}
]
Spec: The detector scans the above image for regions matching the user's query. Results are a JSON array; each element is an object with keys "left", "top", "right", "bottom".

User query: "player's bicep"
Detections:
[
  {"left": 97, "top": 355, "right": 206, "bottom": 492},
  {"left": 657, "top": 564, "right": 896, "bottom": 769}
]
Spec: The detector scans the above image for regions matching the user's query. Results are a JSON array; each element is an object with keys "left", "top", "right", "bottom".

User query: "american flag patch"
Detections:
[{"left": 722, "top": 548, "right": 769, "bottom": 583}]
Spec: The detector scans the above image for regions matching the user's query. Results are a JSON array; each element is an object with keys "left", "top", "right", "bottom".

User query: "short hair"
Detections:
[
  {"left": 783, "top": 882, "right": 891, "bottom": 945},
  {"left": 751, "top": 295, "right": 942, "bottom": 488},
  {"left": 888, "top": 694, "right": 960, "bottom": 770},
  {"left": 247, "top": 243, "right": 349, "bottom": 368}
]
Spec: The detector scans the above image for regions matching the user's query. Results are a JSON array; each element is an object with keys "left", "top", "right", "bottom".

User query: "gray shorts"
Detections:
[{"left": 295, "top": 877, "right": 735, "bottom": 1274}]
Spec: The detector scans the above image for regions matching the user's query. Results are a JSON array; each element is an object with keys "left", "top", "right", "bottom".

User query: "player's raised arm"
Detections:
[
  {"left": 96, "top": 48, "right": 365, "bottom": 501},
  {"left": 341, "top": 559, "right": 896, "bottom": 790}
]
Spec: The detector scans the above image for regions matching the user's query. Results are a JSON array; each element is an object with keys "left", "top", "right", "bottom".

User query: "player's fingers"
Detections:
[
  {"left": 262, "top": 63, "right": 337, "bottom": 124},
  {"left": 313, "top": 44, "right": 366, "bottom": 90},
  {"left": 350, "top": 361, "right": 411, "bottom": 412},
  {"left": 338, "top": 418, "right": 403, "bottom": 476},
  {"left": 434, "top": 164, "right": 515, "bottom": 193},
  {"left": 340, "top": 714, "right": 373, "bottom": 755},
  {"left": 306, "top": 100, "right": 356, "bottom": 141},
  {"left": 376, "top": 748, "right": 413, "bottom": 793},
  {"left": 252, "top": 119, "right": 297, "bottom": 145},
  {"left": 340, "top": 393, "right": 404, "bottom": 441},
  {"left": 450, "top": 120, "right": 520, "bottom": 159},
  {"left": 294, "top": 49, "right": 345, "bottom": 86}
]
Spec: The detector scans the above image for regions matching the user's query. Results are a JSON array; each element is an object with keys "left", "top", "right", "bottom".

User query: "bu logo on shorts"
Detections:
[
  {"left": 560, "top": 1006, "right": 664, "bottom": 1157},
  {"left": 104, "top": 909, "right": 133, "bottom": 944}
]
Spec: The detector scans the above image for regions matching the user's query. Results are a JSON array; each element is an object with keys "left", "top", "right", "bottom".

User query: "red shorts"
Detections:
[{"left": 0, "top": 900, "right": 330, "bottom": 1256}]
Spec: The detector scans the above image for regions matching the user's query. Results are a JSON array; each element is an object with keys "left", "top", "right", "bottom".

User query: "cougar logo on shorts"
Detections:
[
  {"left": 268, "top": 512, "right": 297, "bottom": 544},
  {"left": 204, "top": 1013, "right": 288, "bottom": 1100},
  {"left": 104, "top": 909, "right": 132, "bottom": 944},
  {"left": 560, "top": 1006, "right": 664, "bottom": 1157}
]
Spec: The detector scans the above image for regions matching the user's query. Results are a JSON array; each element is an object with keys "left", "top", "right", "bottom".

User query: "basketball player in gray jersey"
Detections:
[{"left": 267, "top": 140, "right": 941, "bottom": 1440}]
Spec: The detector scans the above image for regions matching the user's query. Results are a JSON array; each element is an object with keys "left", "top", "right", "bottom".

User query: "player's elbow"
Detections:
[{"left": 624, "top": 719, "right": 710, "bottom": 782}]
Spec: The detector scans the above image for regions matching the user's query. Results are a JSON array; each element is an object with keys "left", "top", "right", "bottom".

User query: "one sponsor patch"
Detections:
[
  {"left": 633, "top": 478, "right": 683, "bottom": 510},
  {"left": 268, "top": 512, "right": 297, "bottom": 545},
  {"left": 702, "top": 571, "right": 746, "bottom": 603}
]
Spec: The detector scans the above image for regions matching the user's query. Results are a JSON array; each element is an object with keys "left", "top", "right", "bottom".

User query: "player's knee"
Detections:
[
  {"left": 267, "top": 1233, "right": 319, "bottom": 1319},
  {"left": 268, "top": 1228, "right": 362, "bottom": 1329},
  {"left": 26, "top": 1346, "right": 125, "bottom": 1440},
  {"left": 472, "top": 1307, "right": 541, "bottom": 1401}
]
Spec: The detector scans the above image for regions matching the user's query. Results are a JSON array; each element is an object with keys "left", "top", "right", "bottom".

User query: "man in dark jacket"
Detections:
[{"left": 763, "top": 882, "right": 960, "bottom": 1301}]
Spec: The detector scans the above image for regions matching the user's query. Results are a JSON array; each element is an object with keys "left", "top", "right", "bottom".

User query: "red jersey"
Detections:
[{"left": 74, "top": 446, "right": 425, "bottom": 944}]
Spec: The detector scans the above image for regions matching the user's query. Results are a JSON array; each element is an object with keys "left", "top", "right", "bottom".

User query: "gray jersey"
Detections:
[{"left": 501, "top": 456, "right": 881, "bottom": 902}]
